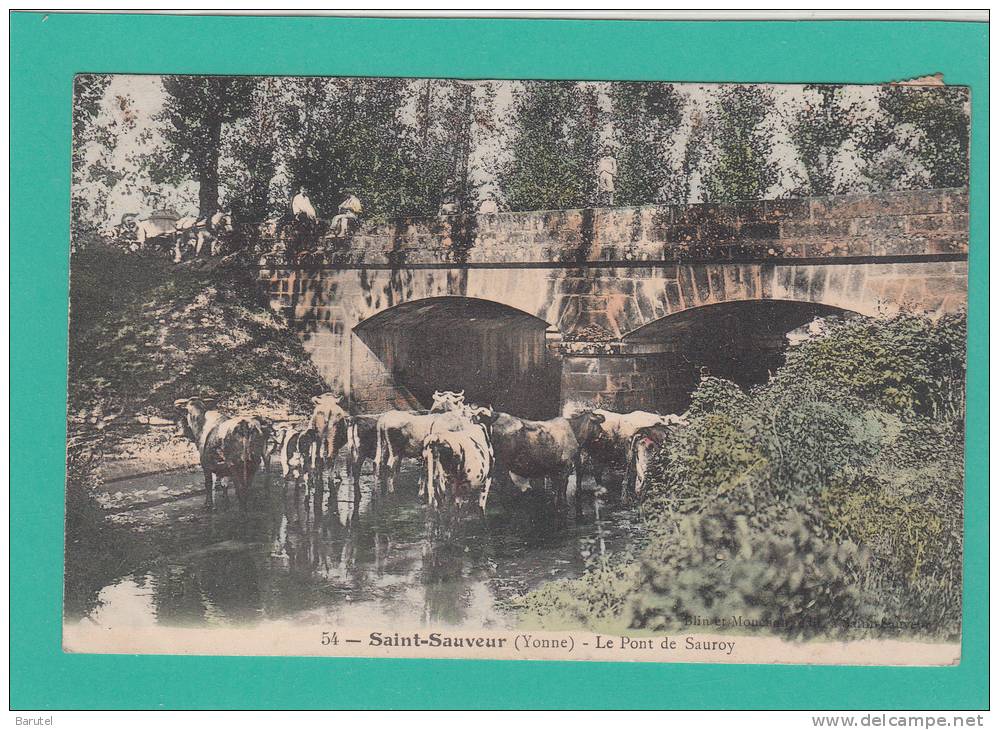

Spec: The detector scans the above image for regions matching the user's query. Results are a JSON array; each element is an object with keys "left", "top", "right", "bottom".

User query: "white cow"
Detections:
[{"left": 422, "top": 408, "right": 499, "bottom": 513}]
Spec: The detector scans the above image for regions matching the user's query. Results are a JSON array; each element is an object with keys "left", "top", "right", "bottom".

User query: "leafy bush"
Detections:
[
  {"left": 630, "top": 506, "right": 872, "bottom": 640},
  {"left": 517, "top": 311, "right": 966, "bottom": 641},
  {"left": 776, "top": 311, "right": 966, "bottom": 418},
  {"left": 512, "top": 547, "right": 638, "bottom": 632}
]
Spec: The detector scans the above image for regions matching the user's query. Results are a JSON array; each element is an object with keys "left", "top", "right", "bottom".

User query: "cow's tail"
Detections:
[{"left": 375, "top": 421, "right": 387, "bottom": 480}]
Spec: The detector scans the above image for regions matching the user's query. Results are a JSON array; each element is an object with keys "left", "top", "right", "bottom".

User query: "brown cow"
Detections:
[
  {"left": 489, "top": 411, "right": 581, "bottom": 521},
  {"left": 174, "top": 398, "right": 271, "bottom": 510},
  {"left": 568, "top": 408, "right": 684, "bottom": 502}
]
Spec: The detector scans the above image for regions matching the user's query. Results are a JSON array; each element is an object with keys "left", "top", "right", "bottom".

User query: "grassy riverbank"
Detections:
[{"left": 67, "top": 242, "right": 327, "bottom": 477}]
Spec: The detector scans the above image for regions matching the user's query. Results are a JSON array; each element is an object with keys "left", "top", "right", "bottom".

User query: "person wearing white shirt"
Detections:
[{"left": 291, "top": 186, "right": 317, "bottom": 221}]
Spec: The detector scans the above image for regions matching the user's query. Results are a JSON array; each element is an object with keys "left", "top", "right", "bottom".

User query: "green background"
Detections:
[{"left": 10, "top": 13, "right": 989, "bottom": 709}]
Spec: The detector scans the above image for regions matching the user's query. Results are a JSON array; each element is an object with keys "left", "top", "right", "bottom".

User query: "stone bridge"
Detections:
[{"left": 256, "top": 188, "right": 968, "bottom": 418}]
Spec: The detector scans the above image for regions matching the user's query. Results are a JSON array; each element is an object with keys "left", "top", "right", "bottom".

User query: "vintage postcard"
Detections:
[{"left": 63, "top": 75, "right": 969, "bottom": 665}]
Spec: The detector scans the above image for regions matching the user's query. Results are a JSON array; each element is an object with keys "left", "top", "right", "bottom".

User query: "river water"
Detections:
[{"left": 67, "top": 461, "right": 643, "bottom": 632}]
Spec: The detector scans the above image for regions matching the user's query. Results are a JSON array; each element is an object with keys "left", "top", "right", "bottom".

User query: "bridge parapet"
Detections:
[{"left": 249, "top": 188, "right": 968, "bottom": 267}]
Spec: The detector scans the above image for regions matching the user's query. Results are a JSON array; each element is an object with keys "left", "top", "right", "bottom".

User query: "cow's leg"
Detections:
[
  {"left": 313, "top": 471, "right": 327, "bottom": 516},
  {"left": 592, "top": 463, "right": 607, "bottom": 497},
  {"left": 351, "top": 457, "right": 362, "bottom": 507},
  {"left": 478, "top": 477, "right": 492, "bottom": 516},
  {"left": 389, "top": 453, "right": 400, "bottom": 495},
  {"left": 425, "top": 451, "right": 435, "bottom": 508},
  {"left": 622, "top": 450, "right": 636, "bottom": 506},
  {"left": 203, "top": 471, "right": 215, "bottom": 509},
  {"left": 314, "top": 463, "right": 326, "bottom": 513},
  {"left": 573, "top": 454, "right": 585, "bottom": 520},
  {"left": 233, "top": 474, "right": 248, "bottom": 511},
  {"left": 553, "top": 472, "right": 569, "bottom": 528}
]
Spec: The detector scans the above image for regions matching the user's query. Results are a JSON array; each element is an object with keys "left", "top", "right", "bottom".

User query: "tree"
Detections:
[
  {"left": 789, "top": 85, "right": 861, "bottom": 196},
  {"left": 151, "top": 75, "right": 257, "bottom": 218},
  {"left": 277, "top": 77, "right": 425, "bottom": 219},
  {"left": 71, "top": 75, "right": 113, "bottom": 241},
  {"left": 701, "top": 85, "right": 780, "bottom": 203},
  {"left": 609, "top": 82, "right": 686, "bottom": 205},
  {"left": 499, "top": 81, "right": 600, "bottom": 211},
  {"left": 221, "top": 77, "right": 280, "bottom": 221},
  {"left": 412, "top": 79, "right": 477, "bottom": 213},
  {"left": 856, "top": 85, "right": 970, "bottom": 191}
]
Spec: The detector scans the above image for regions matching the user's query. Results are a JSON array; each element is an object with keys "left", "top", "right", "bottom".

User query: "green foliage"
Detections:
[
  {"left": 702, "top": 85, "right": 780, "bottom": 202},
  {"left": 71, "top": 74, "right": 128, "bottom": 245},
  {"left": 499, "top": 81, "right": 600, "bottom": 211},
  {"left": 610, "top": 83, "right": 686, "bottom": 205},
  {"left": 512, "top": 545, "right": 639, "bottom": 632},
  {"left": 73, "top": 79, "right": 970, "bottom": 237},
  {"left": 856, "top": 86, "right": 970, "bottom": 191},
  {"left": 789, "top": 85, "right": 861, "bottom": 195},
  {"left": 518, "top": 311, "right": 965, "bottom": 642},
  {"left": 777, "top": 312, "right": 967, "bottom": 418},
  {"left": 151, "top": 75, "right": 258, "bottom": 217},
  {"left": 631, "top": 508, "right": 872, "bottom": 640},
  {"left": 279, "top": 77, "right": 426, "bottom": 219},
  {"left": 411, "top": 79, "right": 480, "bottom": 212},
  {"left": 221, "top": 78, "right": 281, "bottom": 221}
]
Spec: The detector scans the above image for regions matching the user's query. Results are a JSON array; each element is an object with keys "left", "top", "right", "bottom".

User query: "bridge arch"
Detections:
[
  {"left": 620, "top": 298, "right": 862, "bottom": 412},
  {"left": 351, "top": 295, "right": 561, "bottom": 418}
]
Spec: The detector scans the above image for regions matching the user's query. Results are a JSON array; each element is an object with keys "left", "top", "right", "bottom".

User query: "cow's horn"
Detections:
[{"left": 173, "top": 398, "right": 189, "bottom": 409}]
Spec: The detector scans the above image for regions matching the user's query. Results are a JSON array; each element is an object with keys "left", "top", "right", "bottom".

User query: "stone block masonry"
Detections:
[{"left": 254, "top": 189, "right": 969, "bottom": 415}]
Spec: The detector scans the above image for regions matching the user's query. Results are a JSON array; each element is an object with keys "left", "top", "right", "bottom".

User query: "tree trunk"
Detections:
[{"left": 198, "top": 116, "right": 223, "bottom": 220}]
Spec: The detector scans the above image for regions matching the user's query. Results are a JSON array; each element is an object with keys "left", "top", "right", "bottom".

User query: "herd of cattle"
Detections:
[
  {"left": 173, "top": 391, "right": 685, "bottom": 522},
  {"left": 122, "top": 210, "right": 234, "bottom": 263}
]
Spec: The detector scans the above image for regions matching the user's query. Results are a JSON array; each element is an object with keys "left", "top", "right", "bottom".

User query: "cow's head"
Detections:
[
  {"left": 173, "top": 397, "right": 216, "bottom": 442},
  {"left": 310, "top": 393, "right": 349, "bottom": 452},
  {"left": 430, "top": 390, "right": 465, "bottom": 413},
  {"left": 469, "top": 406, "right": 501, "bottom": 431},
  {"left": 567, "top": 409, "right": 606, "bottom": 447}
]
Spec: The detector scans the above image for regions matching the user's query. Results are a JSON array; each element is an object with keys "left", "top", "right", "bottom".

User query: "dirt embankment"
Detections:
[{"left": 68, "top": 243, "right": 329, "bottom": 479}]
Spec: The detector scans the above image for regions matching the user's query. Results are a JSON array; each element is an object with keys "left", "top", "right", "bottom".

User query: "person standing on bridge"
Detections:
[
  {"left": 285, "top": 185, "right": 318, "bottom": 263},
  {"left": 597, "top": 147, "right": 617, "bottom": 207},
  {"left": 291, "top": 185, "right": 318, "bottom": 222}
]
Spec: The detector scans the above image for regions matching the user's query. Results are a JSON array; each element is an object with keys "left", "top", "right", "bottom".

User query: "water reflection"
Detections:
[{"left": 75, "top": 461, "right": 641, "bottom": 630}]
